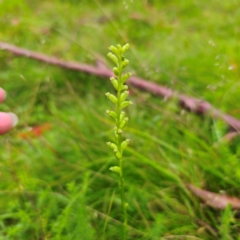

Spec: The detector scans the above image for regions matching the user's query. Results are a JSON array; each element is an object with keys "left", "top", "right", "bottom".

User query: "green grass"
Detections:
[{"left": 1, "top": 0, "right": 240, "bottom": 239}]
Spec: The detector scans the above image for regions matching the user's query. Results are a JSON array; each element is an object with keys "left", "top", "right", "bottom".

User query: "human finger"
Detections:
[{"left": 0, "top": 112, "right": 18, "bottom": 135}]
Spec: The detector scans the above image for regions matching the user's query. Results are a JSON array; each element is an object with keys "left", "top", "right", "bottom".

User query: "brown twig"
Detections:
[
  {"left": 1, "top": 41, "right": 240, "bottom": 131},
  {"left": 187, "top": 184, "right": 240, "bottom": 209}
]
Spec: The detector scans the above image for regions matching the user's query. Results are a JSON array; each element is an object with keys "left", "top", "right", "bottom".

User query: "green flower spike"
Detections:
[{"left": 106, "top": 43, "right": 132, "bottom": 240}]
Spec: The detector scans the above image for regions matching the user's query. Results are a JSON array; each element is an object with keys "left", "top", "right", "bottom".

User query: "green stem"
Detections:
[
  {"left": 116, "top": 63, "right": 127, "bottom": 240},
  {"left": 119, "top": 159, "right": 126, "bottom": 240}
]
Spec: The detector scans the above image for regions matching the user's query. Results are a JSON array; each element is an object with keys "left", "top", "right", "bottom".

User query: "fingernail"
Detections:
[
  {"left": 7, "top": 113, "right": 18, "bottom": 127},
  {"left": 0, "top": 88, "right": 7, "bottom": 100}
]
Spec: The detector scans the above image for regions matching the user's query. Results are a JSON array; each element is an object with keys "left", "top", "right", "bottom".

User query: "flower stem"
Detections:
[
  {"left": 106, "top": 43, "right": 131, "bottom": 240},
  {"left": 117, "top": 61, "right": 127, "bottom": 240}
]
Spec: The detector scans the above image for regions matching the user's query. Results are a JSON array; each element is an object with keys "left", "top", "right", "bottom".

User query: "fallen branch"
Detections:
[
  {"left": 1, "top": 41, "right": 240, "bottom": 131},
  {"left": 187, "top": 184, "right": 240, "bottom": 209}
]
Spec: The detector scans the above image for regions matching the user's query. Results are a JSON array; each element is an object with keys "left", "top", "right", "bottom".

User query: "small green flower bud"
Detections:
[
  {"left": 110, "top": 77, "right": 119, "bottom": 90},
  {"left": 120, "top": 101, "right": 133, "bottom": 109},
  {"left": 106, "top": 142, "right": 118, "bottom": 151},
  {"left": 122, "top": 59, "right": 129, "bottom": 67},
  {"left": 107, "top": 52, "right": 118, "bottom": 65},
  {"left": 122, "top": 43, "right": 130, "bottom": 53},
  {"left": 113, "top": 67, "right": 119, "bottom": 75},
  {"left": 120, "top": 91, "right": 129, "bottom": 102},
  {"left": 119, "top": 121, "right": 126, "bottom": 129},
  {"left": 122, "top": 72, "right": 132, "bottom": 83},
  {"left": 118, "top": 84, "right": 124, "bottom": 91},
  {"left": 106, "top": 110, "right": 117, "bottom": 120},
  {"left": 117, "top": 129, "right": 123, "bottom": 134},
  {"left": 119, "top": 117, "right": 129, "bottom": 128},
  {"left": 120, "top": 84, "right": 128, "bottom": 91},
  {"left": 120, "top": 111, "right": 126, "bottom": 121},
  {"left": 105, "top": 92, "right": 118, "bottom": 104},
  {"left": 115, "top": 151, "right": 122, "bottom": 159},
  {"left": 110, "top": 166, "right": 121, "bottom": 173},
  {"left": 109, "top": 45, "right": 119, "bottom": 55},
  {"left": 114, "top": 129, "right": 118, "bottom": 138},
  {"left": 121, "top": 139, "right": 130, "bottom": 151},
  {"left": 114, "top": 128, "right": 122, "bottom": 138}
]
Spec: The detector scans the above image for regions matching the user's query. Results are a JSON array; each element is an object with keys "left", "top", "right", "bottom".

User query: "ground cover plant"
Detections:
[{"left": 1, "top": 0, "right": 240, "bottom": 239}]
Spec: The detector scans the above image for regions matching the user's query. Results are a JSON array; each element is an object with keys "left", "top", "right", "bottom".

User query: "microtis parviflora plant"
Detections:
[{"left": 106, "top": 43, "right": 132, "bottom": 240}]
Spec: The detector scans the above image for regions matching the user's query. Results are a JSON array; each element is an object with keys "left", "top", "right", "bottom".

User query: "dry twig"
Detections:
[{"left": 1, "top": 41, "right": 240, "bottom": 131}]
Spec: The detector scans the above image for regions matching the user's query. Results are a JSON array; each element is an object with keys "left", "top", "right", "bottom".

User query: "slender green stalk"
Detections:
[
  {"left": 105, "top": 44, "right": 132, "bottom": 240},
  {"left": 102, "top": 191, "right": 115, "bottom": 240}
]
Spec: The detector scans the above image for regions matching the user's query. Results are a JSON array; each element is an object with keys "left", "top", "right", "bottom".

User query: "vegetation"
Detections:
[
  {"left": 0, "top": 0, "right": 240, "bottom": 239},
  {"left": 106, "top": 43, "right": 132, "bottom": 240}
]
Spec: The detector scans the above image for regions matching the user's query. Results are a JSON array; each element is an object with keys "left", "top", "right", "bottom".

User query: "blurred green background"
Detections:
[{"left": 0, "top": 0, "right": 240, "bottom": 239}]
